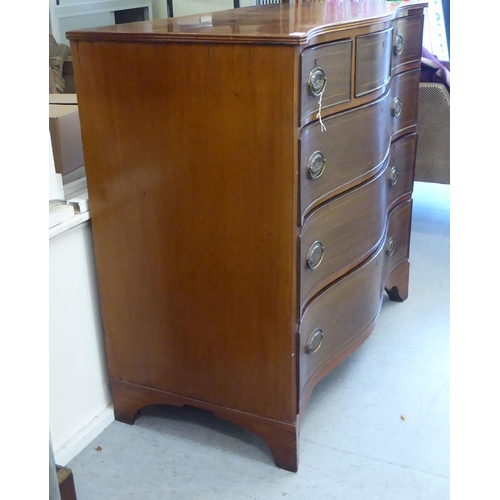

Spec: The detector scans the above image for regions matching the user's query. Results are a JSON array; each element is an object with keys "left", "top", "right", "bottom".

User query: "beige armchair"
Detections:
[{"left": 415, "top": 82, "right": 450, "bottom": 184}]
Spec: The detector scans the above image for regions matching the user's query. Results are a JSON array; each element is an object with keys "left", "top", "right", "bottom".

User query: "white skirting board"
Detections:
[{"left": 54, "top": 405, "right": 115, "bottom": 466}]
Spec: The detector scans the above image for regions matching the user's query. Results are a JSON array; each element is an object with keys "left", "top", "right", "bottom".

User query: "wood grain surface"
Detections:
[
  {"left": 69, "top": 1, "right": 426, "bottom": 472},
  {"left": 72, "top": 40, "right": 300, "bottom": 423}
]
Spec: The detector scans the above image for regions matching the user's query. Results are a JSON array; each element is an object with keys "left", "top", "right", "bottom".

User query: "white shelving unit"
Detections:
[{"left": 49, "top": 0, "right": 153, "bottom": 44}]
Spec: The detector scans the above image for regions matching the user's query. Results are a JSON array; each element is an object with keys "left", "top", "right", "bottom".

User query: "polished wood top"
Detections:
[{"left": 67, "top": 1, "right": 427, "bottom": 45}]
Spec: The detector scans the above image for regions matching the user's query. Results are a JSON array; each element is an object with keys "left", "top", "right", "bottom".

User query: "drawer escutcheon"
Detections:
[
  {"left": 394, "top": 34, "right": 404, "bottom": 56},
  {"left": 308, "top": 67, "right": 327, "bottom": 97},
  {"left": 389, "top": 166, "right": 399, "bottom": 186},
  {"left": 306, "top": 328, "right": 324, "bottom": 354},
  {"left": 307, "top": 241, "right": 325, "bottom": 270},
  {"left": 387, "top": 237, "right": 396, "bottom": 256},
  {"left": 392, "top": 97, "right": 403, "bottom": 117},
  {"left": 308, "top": 151, "right": 326, "bottom": 179}
]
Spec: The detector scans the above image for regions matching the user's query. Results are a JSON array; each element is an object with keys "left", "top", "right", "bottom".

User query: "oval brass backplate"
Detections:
[
  {"left": 306, "top": 328, "right": 324, "bottom": 354},
  {"left": 389, "top": 166, "right": 399, "bottom": 186},
  {"left": 308, "top": 151, "right": 326, "bottom": 179},
  {"left": 387, "top": 237, "right": 396, "bottom": 256},
  {"left": 308, "top": 67, "right": 327, "bottom": 97},
  {"left": 394, "top": 34, "right": 404, "bottom": 56},
  {"left": 307, "top": 241, "right": 324, "bottom": 270}
]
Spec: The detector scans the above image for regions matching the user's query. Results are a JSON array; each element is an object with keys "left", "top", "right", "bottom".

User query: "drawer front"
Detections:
[
  {"left": 300, "top": 167, "right": 387, "bottom": 308},
  {"left": 384, "top": 199, "right": 412, "bottom": 275},
  {"left": 386, "top": 133, "right": 416, "bottom": 210},
  {"left": 300, "top": 40, "right": 352, "bottom": 125},
  {"left": 299, "top": 200, "right": 412, "bottom": 397},
  {"left": 391, "top": 15, "right": 425, "bottom": 73},
  {"left": 390, "top": 69, "right": 420, "bottom": 138},
  {"left": 299, "top": 71, "right": 417, "bottom": 219},
  {"left": 355, "top": 27, "right": 393, "bottom": 97}
]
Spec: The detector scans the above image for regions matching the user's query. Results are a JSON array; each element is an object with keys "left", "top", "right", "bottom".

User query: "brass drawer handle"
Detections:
[
  {"left": 308, "top": 67, "right": 327, "bottom": 97},
  {"left": 394, "top": 34, "right": 404, "bottom": 56},
  {"left": 308, "top": 151, "right": 326, "bottom": 179},
  {"left": 387, "top": 237, "right": 396, "bottom": 257},
  {"left": 389, "top": 166, "right": 399, "bottom": 186},
  {"left": 306, "top": 241, "right": 324, "bottom": 270},
  {"left": 306, "top": 328, "right": 324, "bottom": 354},
  {"left": 392, "top": 97, "right": 402, "bottom": 117}
]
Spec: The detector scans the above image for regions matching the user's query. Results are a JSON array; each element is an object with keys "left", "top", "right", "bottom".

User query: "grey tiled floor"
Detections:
[{"left": 67, "top": 182, "right": 450, "bottom": 499}]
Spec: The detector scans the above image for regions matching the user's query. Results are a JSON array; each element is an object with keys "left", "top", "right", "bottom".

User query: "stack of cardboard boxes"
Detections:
[
  {"left": 49, "top": 93, "right": 89, "bottom": 230},
  {"left": 49, "top": 93, "right": 84, "bottom": 178}
]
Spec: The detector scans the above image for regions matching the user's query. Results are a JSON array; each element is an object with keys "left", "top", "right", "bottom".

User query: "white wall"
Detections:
[
  {"left": 168, "top": 0, "right": 257, "bottom": 17},
  {"left": 49, "top": 0, "right": 154, "bottom": 43},
  {"left": 49, "top": 221, "right": 113, "bottom": 465},
  {"left": 50, "top": 0, "right": 259, "bottom": 33},
  {"left": 49, "top": 133, "right": 65, "bottom": 201},
  {"left": 152, "top": 0, "right": 167, "bottom": 18},
  {"left": 172, "top": 0, "right": 233, "bottom": 16},
  {"left": 49, "top": 133, "right": 112, "bottom": 465}
]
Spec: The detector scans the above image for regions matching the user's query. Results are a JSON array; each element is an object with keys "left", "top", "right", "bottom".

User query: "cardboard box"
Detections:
[{"left": 49, "top": 94, "right": 84, "bottom": 175}]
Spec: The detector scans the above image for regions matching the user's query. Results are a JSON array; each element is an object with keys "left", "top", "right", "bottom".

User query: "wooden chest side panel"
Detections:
[{"left": 71, "top": 40, "right": 300, "bottom": 423}]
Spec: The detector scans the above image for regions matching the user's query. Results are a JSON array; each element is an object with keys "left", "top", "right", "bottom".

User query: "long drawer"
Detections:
[
  {"left": 299, "top": 69, "right": 420, "bottom": 220},
  {"left": 298, "top": 200, "right": 413, "bottom": 400}
]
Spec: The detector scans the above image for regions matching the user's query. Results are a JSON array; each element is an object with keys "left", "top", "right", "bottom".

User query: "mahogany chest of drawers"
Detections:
[{"left": 68, "top": 1, "right": 426, "bottom": 472}]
